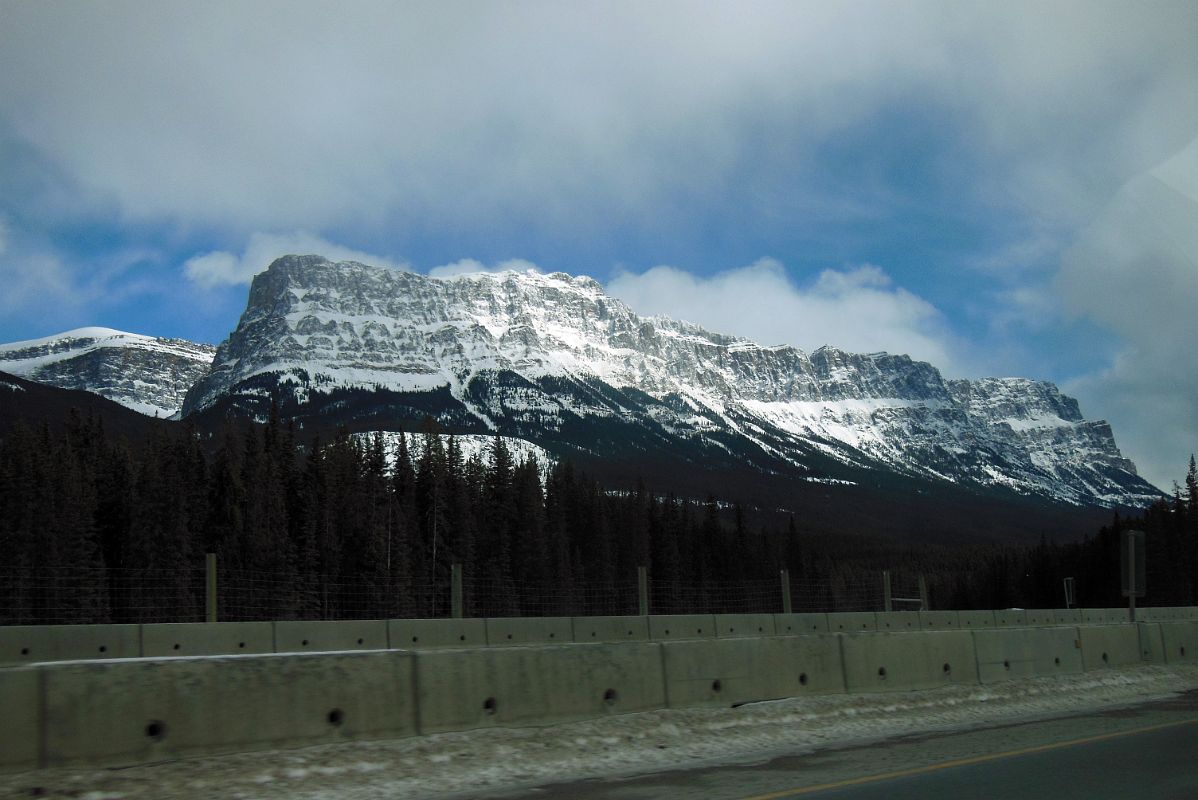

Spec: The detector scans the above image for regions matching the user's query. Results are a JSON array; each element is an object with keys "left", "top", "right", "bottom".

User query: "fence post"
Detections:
[
  {"left": 205, "top": 552, "right": 217, "bottom": 624},
  {"left": 637, "top": 566, "right": 649, "bottom": 616},
  {"left": 451, "top": 563, "right": 463, "bottom": 619},
  {"left": 918, "top": 574, "right": 929, "bottom": 611},
  {"left": 780, "top": 569, "right": 793, "bottom": 614},
  {"left": 883, "top": 570, "right": 892, "bottom": 613}
]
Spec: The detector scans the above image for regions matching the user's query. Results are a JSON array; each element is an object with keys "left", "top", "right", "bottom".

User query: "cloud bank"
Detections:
[
  {"left": 184, "top": 232, "right": 403, "bottom": 288},
  {"left": 608, "top": 260, "right": 956, "bottom": 371},
  {"left": 1060, "top": 134, "right": 1198, "bottom": 489}
]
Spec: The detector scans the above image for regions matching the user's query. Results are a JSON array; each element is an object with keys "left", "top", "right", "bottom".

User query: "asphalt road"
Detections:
[{"left": 497, "top": 689, "right": 1198, "bottom": 800}]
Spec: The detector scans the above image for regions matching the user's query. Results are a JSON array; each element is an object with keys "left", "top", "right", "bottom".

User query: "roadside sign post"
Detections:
[{"left": 1121, "top": 529, "right": 1146, "bottom": 623}]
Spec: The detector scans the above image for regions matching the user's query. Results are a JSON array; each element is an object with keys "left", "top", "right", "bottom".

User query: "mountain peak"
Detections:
[
  {"left": 0, "top": 327, "right": 215, "bottom": 418},
  {"left": 179, "top": 256, "right": 1158, "bottom": 508}
]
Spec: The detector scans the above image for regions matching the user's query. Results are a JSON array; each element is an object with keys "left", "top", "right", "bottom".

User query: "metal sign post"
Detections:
[{"left": 1120, "top": 529, "right": 1146, "bottom": 623}]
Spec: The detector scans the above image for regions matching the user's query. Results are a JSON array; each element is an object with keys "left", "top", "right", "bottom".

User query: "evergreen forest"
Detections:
[{"left": 2, "top": 408, "right": 1196, "bottom": 625}]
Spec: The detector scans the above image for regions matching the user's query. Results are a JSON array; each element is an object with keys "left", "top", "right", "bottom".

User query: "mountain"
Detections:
[
  {"left": 0, "top": 327, "right": 215, "bottom": 418},
  {"left": 182, "top": 255, "right": 1160, "bottom": 513},
  {"left": 0, "top": 369, "right": 170, "bottom": 441}
]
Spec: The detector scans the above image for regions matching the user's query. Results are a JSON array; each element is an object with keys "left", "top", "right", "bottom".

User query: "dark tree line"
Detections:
[{"left": 1, "top": 407, "right": 1195, "bottom": 624}]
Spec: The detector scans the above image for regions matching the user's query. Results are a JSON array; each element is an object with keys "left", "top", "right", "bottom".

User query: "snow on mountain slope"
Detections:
[
  {"left": 0, "top": 327, "right": 216, "bottom": 418},
  {"left": 182, "top": 255, "right": 1160, "bottom": 507}
]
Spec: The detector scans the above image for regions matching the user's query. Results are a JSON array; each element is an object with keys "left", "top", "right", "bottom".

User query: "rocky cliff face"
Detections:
[
  {"left": 0, "top": 327, "right": 215, "bottom": 418},
  {"left": 182, "top": 255, "right": 1159, "bottom": 507}
]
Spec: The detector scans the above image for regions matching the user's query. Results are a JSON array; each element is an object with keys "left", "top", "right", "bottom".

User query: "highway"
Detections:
[{"left": 500, "top": 689, "right": 1198, "bottom": 799}]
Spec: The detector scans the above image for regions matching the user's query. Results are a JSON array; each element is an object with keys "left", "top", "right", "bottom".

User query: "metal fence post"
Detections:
[
  {"left": 780, "top": 569, "right": 793, "bottom": 614},
  {"left": 205, "top": 552, "right": 217, "bottom": 624},
  {"left": 638, "top": 566, "right": 649, "bottom": 616},
  {"left": 451, "top": 563, "right": 463, "bottom": 619},
  {"left": 883, "top": 570, "right": 892, "bottom": 613}
]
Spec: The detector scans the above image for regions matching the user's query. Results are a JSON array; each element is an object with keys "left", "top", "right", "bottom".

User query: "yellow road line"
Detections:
[{"left": 738, "top": 716, "right": 1198, "bottom": 800}]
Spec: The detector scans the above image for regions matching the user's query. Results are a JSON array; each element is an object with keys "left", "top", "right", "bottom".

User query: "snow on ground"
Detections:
[{"left": 6, "top": 665, "right": 1197, "bottom": 800}]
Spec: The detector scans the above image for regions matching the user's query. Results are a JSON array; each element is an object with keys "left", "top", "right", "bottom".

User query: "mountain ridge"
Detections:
[
  {"left": 0, "top": 326, "right": 215, "bottom": 418},
  {"left": 176, "top": 255, "right": 1158, "bottom": 509}
]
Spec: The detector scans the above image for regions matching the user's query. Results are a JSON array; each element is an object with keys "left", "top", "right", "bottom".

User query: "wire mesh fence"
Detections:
[{"left": 1, "top": 563, "right": 906, "bottom": 625}]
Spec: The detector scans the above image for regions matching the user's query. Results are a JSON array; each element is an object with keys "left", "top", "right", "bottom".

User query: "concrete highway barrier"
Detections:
[
  {"left": 660, "top": 634, "right": 844, "bottom": 707},
  {"left": 994, "top": 609, "right": 1027, "bottom": 627},
  {"left": 0, "top": 667, "right": 38, "bottom": 771},
  {"left": 414, "top": 642, "right": 665, "bottom": 733},
  {"left": 388, "top": 618, "right": 487, "bottom": 649},
  {"left": 972, "top": 626, "right": 1082, "bottom": 683},
  {"left": 1158, "top": 621, "right": 1198, "bottom": 663},
  {"left": 839, "top": 630, "right": 978, "bottom": 693},
  {"left": 39, "top": 651, "right": 416, "bottom": 768},
  {"left": 0, "top": 623, "right": 140, "bottom": 666},
  {"left": 648, "top": 614, "right": 716, "bottom": 639},
  {"left": 273, "top": 619, "right": 389, "bottom": 652},
  {"left": 774, "top": 613, "right": 830, "bottom": 634},
  {"left": 1077, "top": 624, "right": 1141, "bottom": 670},
  {"left": 1023, "top": 609, "right": 1056, "bottom": 626},
  {"left": 827, "top": 612, "right": 878, "bottom": 632},
  {"left": 571, "top": 615, "right": 650, "bottom": 643},
  {"left": 876, "top": 611, "right": 921, "bottom": 632},
  {"left": 715, "top": 614, "right": 776, "bottom": 637},
  {"left": 957, "top": 611, "right": 997, "bottom": 629},
  {"left": 918, "top": 611, "right": 959, "bottom": 630},
  {"left": 1054, "top": 608, "right": 1083, "bottom": 625},
  {"left": 4, "top": 614, "right": 1194, "bottom": 773},
  {"left": 484, "top": 616, "right": 573, "bottom": 645},
  {"left": 141, "top": 622, "right": 274, "bottom": 657}
]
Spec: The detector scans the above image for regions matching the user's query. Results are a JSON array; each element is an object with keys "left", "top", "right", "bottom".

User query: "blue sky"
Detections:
[{"left": 1, "top": 1, "right": 1197, "bottom": 490}]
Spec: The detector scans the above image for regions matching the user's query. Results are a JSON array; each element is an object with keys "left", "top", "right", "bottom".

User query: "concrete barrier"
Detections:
[
  {"left": 827, "top": 612, "right": 878, "bottom": 632},
  {"left": 40, "top": 651, "right": 416, "bottom": 767},
  {"left": 648, "top": 615, "right": 716, "bottom": 639},
  {"left": 774, "top": 613, "right": 829, "bottom": 634},
  {"left": 141, "top": 622, "right": 273, "bottom": 658},
  {"left": 957, "top": 611, "right": 996, "bottom": 629},
  {"left": 571, "top": 616, "right": 650, "bottom": 643},
  {"left": 485, "top": 616, "right": 573, "bottom": 645},
  {"left": 0, "top": 624, "right": 140, "bottom": 666},
  {"left": 876, "top": 612, "right": 921, "bottom": 632},
  {"left": 972, "top": 627, "right": 1082, "bottom": 683},
  {"left": 660, "top": 635, "right": 844, "bottom": 707},
  {"left": 0, "top": 668, "right": 38, "bottom": 771},
  {"left": 1023, "top": 609, "right": 1056, "bottom": 626},
  {"left": 1053, "top": 609, "right": 1082, "bottom": 625},
  {"left": 715, "top": 614, "right": 776, "bottom": 637},
  {"left": 839, "top": 630, "right": 978, "bottom": 693},
  {"left": 1159, "top": 621, "right": 1198, "bottom": 664},
  {"left": 1077, "top": 625, "right": 1141, "bottom": 670},
  {"left": 993, "top": 609, "right": 1026, "bottom": 627},
  {"left": 1103, "top": 608, "right": 1131, "bottom": 624},
  {"left": 414, "top": 642, "right": 665, "bottom": 733},
  {"left": 388, "top": 618, "right": 487, "bottom": 649},
  {"left": 1137, "top": 622, "right": 1165, "bottom": 663},
  {"left": 273, "top": 620, "right": 389, "bottom": 652},
  {"left": 1081, "top": 608, "right": 1109, "bottom": 625},
  {"left": 918, "top": 611, "right": 959, "bottom": 630}
]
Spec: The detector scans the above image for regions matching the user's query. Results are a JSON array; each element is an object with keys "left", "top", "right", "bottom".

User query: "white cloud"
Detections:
[
  {"left": 607, "top": 259, "right": 957, "bottom": 370},
  {"left": 184, "top": 231, "right": 403, "bottom": 288},
  {"left": 1, "top": 2, "right": 1194, "bottom": 237},
  {"left": 1058, "top": 134, "right": 1198, "bottom": 489},
  {"left": 428, "top": 258, "right": 541, "bottom": 279}
]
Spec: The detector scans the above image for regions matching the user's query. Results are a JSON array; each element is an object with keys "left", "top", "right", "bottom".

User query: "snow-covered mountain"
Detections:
[
  {"left": 180, "top": 255, "right": 1159, "bottom": 508},
  {"left": 0, "top": 327, "right": 215, "bottom": 418}
]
